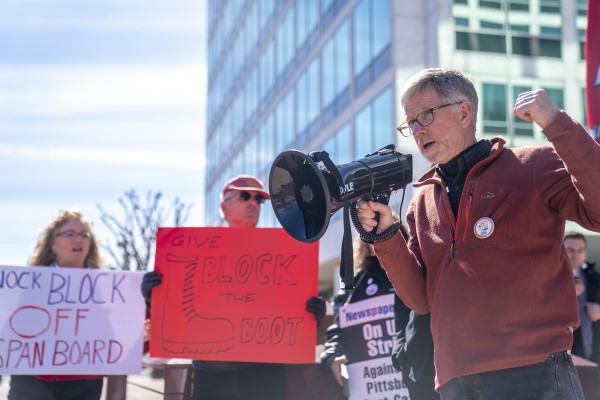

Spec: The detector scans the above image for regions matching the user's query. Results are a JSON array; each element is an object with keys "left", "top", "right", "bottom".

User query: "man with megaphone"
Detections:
[{"left": 356, "top": 68, "right": 600, "bottom": 400}]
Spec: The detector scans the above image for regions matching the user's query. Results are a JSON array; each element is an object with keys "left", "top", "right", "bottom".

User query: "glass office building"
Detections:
[{"left": 205, "top": 0, "right": 589, "bottom": 293}]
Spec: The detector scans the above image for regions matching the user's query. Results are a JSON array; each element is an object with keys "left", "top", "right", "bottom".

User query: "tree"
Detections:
[{"left": 97, "top": 189, "right": 193, "bottom": 271}]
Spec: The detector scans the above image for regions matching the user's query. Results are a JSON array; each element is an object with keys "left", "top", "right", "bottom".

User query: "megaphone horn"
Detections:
[{"left": 269, "top": 145, "right": 413, "bottom": 243}]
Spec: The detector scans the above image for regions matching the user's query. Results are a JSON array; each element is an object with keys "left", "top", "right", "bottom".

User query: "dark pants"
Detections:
[
  {"left": 8, "top": 375, "right": 103, "bottom": 400},
  {"left": 192, "top": 363, "right": 286, "bottom": 400},
  {"left": 405, "top": 378, "right": 440, "bottom": 400},
  {"left": 439, "top": 351, "right": 584, "bottom": 400}
]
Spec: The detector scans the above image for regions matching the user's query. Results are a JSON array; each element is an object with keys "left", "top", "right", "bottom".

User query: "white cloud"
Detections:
[
  {"left": 0, "top": 144, "right": 204, "bottom": 170},
  {"left": 0, "top": 63, "right": 206, "bottom": 117}
]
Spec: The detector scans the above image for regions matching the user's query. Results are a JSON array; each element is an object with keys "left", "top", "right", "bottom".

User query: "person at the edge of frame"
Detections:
[
  {"left": 8, "top": 210, "right": 105, "bottom": 400},
  {"left": 141, "top": 175, "right": 326, "bottom": 400},
  {"left": 356, "top": 67, "right": 600, "bottom": 399},
  {"left": 564, "top": 231, "right": 600, "bottom": 365}
]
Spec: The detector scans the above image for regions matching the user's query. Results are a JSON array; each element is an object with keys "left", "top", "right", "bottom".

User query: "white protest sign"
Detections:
[
  {"left": 0, "top": 265, "right": 145, "bottom": 374},
  {"left": 339, "top": 293, "right": 410, "bottom": 400}
]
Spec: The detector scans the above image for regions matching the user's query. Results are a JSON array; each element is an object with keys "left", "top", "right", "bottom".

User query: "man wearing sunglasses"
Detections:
[
  {"left": 356, "top": 68, "right": 600, "bottom": 399},
  {"left": 141, "top": 174, "right": 326, "bottom": 400},
  {"left": 219, "top": 175, "right": 269, "bottom": 228}
]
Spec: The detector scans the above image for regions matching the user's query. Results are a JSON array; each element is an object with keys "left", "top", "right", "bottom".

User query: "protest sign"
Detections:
[
  {"left": 150, "top": 227, "right": 319, "bottom": 363},
  {"left": 340, "top": 293, "right": 409, "bottom": 399},
  {"left": 0, "top": 265, "right": 145, "bottom": 374}
]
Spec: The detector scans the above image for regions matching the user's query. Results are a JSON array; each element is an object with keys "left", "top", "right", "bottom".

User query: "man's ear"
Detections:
[
  {"left": 459, "top": 101, "right": 473, "bottom": 128},
  {"left": 219, "top": 200, "right": 227, "bottom": 219}
]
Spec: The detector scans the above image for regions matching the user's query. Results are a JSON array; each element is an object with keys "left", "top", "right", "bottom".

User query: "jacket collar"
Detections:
[{"left": 413, "top": 136, "right": 506, "bottom": 188}]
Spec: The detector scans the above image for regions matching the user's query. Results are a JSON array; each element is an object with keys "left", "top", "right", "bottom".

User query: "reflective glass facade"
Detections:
[{"left": 206, "top": 0, "right": 394, "bottom": 227}]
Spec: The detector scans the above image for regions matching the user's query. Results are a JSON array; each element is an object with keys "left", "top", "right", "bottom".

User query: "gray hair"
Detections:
[{"left": 400, "top": 68, "right": 479, "bottom": 131}]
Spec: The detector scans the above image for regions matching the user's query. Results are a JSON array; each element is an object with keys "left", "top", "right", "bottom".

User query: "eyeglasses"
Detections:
[
  {"left": 397, "top": 101, "right": 463, "bottom": 137},
  {"left": 55, "top": 230, "right": 92, "bottom": 240},
  {"left": 239, "top": 191, "right": 266, "bottom": 204}
]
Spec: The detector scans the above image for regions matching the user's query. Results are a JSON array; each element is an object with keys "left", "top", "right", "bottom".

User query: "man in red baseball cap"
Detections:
[
  {"left": 220, "top": 175, "right": 270, "bottom": 228},
  {"left": 141, "top": 174, "right": 326, "bottom": 400},
  {"left": 221, "top": 174, "right": 270, "bottom": 199}
]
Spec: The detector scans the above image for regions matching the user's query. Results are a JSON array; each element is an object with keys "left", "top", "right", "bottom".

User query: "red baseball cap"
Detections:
[{"left": 221, "top": 175, "right": 270, "bottom": 200}]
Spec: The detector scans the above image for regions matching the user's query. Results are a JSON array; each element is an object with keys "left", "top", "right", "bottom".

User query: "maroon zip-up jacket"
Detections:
[{"left": 375, "top": 112, "right": 600, "bottom": 389}]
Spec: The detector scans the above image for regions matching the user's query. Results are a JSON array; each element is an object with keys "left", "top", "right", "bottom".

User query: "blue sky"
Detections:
[{"left": 0, "top": 0, "right": 207, "bottom": 266}]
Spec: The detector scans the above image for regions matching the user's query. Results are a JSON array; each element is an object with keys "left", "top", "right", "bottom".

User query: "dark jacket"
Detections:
[
  {"left": 392, "top": 296, "right": 439, "bottom": 399},
  {"left": 572, "top": 260, "right": 600, "bottom": 364},
  {"left": 321, "top": 256, "right": 395, "bottom": 367}
]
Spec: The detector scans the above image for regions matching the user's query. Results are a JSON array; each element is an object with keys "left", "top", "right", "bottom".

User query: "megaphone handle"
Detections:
[
  {"left": 369, "top": 192, "right": 389, "bottom": 232},
  {"left": 350, "top": 199, "right": 400, "bottom": 244},
  {"left": 372, "top": 211, "right": 380, "bottom": 232}
]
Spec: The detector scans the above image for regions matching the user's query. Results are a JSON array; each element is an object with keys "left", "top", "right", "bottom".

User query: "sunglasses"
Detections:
[{"left": 239, "top": 191, "right": 266, "bottom": 204}]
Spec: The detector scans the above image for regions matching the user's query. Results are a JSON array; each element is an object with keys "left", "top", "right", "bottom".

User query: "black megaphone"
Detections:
[{"left": 269, "top": 145, "right": 412, "bottom": 243}]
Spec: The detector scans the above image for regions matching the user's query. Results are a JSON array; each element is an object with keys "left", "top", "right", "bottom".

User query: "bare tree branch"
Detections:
[{"left": 97, "top": 189, "right": 194, "bottom": 271}]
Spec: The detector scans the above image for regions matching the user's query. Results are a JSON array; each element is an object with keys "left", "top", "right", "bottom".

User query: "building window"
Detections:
[
  {"left": 297, "top": 0, "right": 319, "bottom": 55},
  {"left": 539, "top": 38, "right": 561, "bottom": 58},
  {"left": 456, "top": 31, "right": 474, "bottom": 51},
  {"left": 456, "top": 31, "right": 561, "bottom": 58},
  {"left": 510, "top": 25, "right": 529, "bottom": 33},
  {"left": 323, "top": 124, "right": 352, "bottom": 165},
  {"left": 246, "top": 67, "right": 259, "bottom": 124},
  {"left": 321, "top": 123, "right": 352, "bottom": 222},
  {"left": 479, "top": 0, "right": 502, "bottom": 9},
  {"left": 354, "top": 87, "right": 394, "bottom": 158},
  {"left": 260, "top": 114, "right": 276, "bottom": 174},
  {"left": 245, "top": 129, "right": 259, "bottom": 176},
  {"left": 277, "top": 88, "right": 296, "bottom": 151},
  {"left": 540, "top": 26, "right": 561, "bottom": 37},
  {"left": 276, "top": 8, "right": 295, "bottom": 83},
  {"left": 260, "top": 40, "right": 276, "bottom": 106},
  {"left": 455, "top": 17, "right": 469, "bottom": 27},
  {"left": 480, "top": 21, "right": 503, "bottom": 30},
  {"left": 322, "top": 0, "right": 347, "bottom": 28},
  {"left": 353, "top": 0, "right": 391, "bottom": 95},
  {"left": 322, "top": 0, "right": 334, "bottom": 14},
  {"left": 540, "top": 0, "right": 560, "bottom": 13},
  {"left": 512, "top": 35, "right": 531, "bottom": 55},
  {"left": 509, "top": 0, "right": 529, "bottom": 11},
  {"left": 543, "top": 88, "right": 564, "bottom": 110},
  {"left": 578, "top": 0, "right": 588, "bottom": 16},
  {"left": 262, "top": 1, "right": 275, "bottom": 31},
  {"left": 579, "top": 29, "right": 586, "bottom": 60},
  {"left": 478, "top": 33, "right": 506, "bottom": 53},
  {"left": 322, "top": 20, "right": 351, "bottom": 126},
  {"left": 482, "top": 83, "right": 507, "bottom": 135},
  {"left": 296, "top": 58, "right": 320, "bottom": 147},
  {"left": 483, "top": 85, "right": 564, "bottom": 137}
]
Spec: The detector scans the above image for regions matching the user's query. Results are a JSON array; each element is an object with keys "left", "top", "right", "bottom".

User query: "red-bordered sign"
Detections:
[{"left": 150, "top": 227, "right": 319, "bottom": 363}]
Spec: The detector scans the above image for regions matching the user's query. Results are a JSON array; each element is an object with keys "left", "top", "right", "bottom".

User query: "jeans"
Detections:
[{"left": 439, "top": 351, "right": 584, "bottom": 400}]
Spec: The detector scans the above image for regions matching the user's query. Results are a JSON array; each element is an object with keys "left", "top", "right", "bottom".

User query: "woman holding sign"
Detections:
[{"left": 8, "top": 209, "right": 105, "bottom": 400}]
